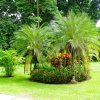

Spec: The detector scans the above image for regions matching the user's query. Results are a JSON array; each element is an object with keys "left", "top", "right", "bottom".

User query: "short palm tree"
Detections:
[
  {"left": 14, "top": 24, "right": 47, "bottom": 73},
  {"left": 54, "top": 11, "right": 100, "bottom": 65},
  {"left": 51, "top": 11, "right": 100, "bottom": 81}
]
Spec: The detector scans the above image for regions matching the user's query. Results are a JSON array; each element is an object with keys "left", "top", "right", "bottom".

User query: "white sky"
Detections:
[{"left": 96, "top": 19, "right": 100, "bottom": 27}]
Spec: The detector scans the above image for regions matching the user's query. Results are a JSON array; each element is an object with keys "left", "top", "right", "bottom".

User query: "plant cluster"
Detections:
[
  {"left": 30, "top": 63, "right": 89, "bottom": 83},
  {"left": 0, "top": 11, "right": 98, "bottom": 83},
  {"left": 0, "top": 49, "right": 21, "bottom": 77},
  {"left": 29, "top": 12, "right": 99, "bottom": 83},
  {"left": 50, "top": 53, "right": 71, "bottom": 68}
]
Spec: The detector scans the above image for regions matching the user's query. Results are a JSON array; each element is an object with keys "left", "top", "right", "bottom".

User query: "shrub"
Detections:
[
  {"left": 30, "top": 63, "right": 90, "bottom": 84},
  {"left": 0, "top": 49, "right": 17, "bottom": 77},
  {"left": 49, "top": 52, "right": 71, "bottom": 68}
]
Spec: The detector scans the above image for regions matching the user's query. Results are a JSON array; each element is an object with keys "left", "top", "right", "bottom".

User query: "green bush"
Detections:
[
  {"left": 0, "top": 49, "right": 17, "bottom": 77},
  {"left": 30, "top": 63, "right": 90, "bottom": 84}
]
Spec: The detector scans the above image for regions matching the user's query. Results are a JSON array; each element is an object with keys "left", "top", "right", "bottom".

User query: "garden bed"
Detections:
[{"left": 30, "top": 63, "right": 90, "bottom": 84}]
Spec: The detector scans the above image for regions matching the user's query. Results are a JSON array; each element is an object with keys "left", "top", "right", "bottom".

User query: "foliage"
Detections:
[
  {"left": 0, "top": 0, "right": 99, "bottom": 84},
  {"left": 14, "top": 24, "right": 47, "bottom": 60},
  {"left": 0, "top": 0, "right": 58, "bottom": 24},
  {"left": 68, "top": 0, "right": 90, "bottom": 13},
  {"left": 0, "top": 0, "right": 99, "bottom": 52},
  {"left": 0, "top": 0, "right": 34, "bottom": 24},
  {"left": 0, "top": 49, "right": 17, "bottom": 77},
  {"left": 53, "top": 11, "right": 99, "bottom": 65},
  {"left": 0, "top": 17, "right": 17, "bottom": 50},
  {"left": 57, "top": 0, "right": 100, "bottom": 21},
  {"left": 14, "top": 24, "right": 48, "bottom": 73},
  {"left": 57, "top": 0, "right": 68, "bottom": 15},
  {"left": 50, "top": 52, "right": 71, "bottom": 68},
  {"left": 36, "top": 63, "right": 55, "bottom": 71},
  {"left": 15, "top": 0, "right": 58, "bottom": 23},
  {"left": 89, "top": 0, "right": 100, "bottom": 20},
  {"left": 0, "top": 0, "right": 58, "bottom": 50},
  {"left": 38, "top": 0, "right": 58, "bottom": 23},
  {"left": 15, "top": 0, "right": 36, "bottom": 24},
  {"left": 30, "top": 63, "right": 90, "bottom": 83}
]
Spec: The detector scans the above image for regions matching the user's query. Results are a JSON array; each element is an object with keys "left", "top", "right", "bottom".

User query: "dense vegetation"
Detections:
[
  {"left": 0, "top": 0, "right": 100, "bottom": 50},
  {"left": 30, "top": 12, "right": 99, "bottom": 83},
  {"left": 0, "top": 0, "right": 100, "bottom": 84}
]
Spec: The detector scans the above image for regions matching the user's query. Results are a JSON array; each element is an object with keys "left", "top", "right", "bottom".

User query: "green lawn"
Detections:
[{"left": 0, "top": 62, "right": 100, "bottom": 100}]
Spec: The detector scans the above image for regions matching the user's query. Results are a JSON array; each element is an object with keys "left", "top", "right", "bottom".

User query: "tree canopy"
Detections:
[{"left": 0, "top": 0, "right": 100, "bottom": 50}]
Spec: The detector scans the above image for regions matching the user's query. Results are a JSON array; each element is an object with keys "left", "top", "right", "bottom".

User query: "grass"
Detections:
[{"left": 0, "top": 62, "right": 100, "bottom": 100}]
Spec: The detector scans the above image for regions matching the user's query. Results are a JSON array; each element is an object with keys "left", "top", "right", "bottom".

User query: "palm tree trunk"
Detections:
[
  {"left": 33, "top": 53, "right": 38, "bottom": 69},
  {"left": 24, "top": 51, "right": 33, "bottom": 74}
]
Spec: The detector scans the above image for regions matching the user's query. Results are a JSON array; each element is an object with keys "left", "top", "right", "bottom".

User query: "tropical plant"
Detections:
[
  {"left": 53, "top": 11, "right": 99, "bottom": 65},
  {"left": 49, "top": 11, "right": 100, "bottom": 81},
  {"left": 50, "top": 52, "right": 71, "bottom": 68},
  {"left": 0, "top": 49, "right": 17, "bottom": 77},
  {"left": 14, "top": 24, "right": 48, "bottom": 73}
]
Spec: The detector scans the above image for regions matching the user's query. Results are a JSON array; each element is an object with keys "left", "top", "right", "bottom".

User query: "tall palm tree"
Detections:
[
  {"left": 54, "top": 11, "right": 100, "bottom": 65},
  {"left": 14, "top": 24, "right": 47, "bottom": 73}
]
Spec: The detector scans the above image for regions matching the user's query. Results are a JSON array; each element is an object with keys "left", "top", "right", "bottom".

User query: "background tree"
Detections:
[
  {"left": 88, "top": 0, "right": 100, "bottom": 21},
  {"left": 38, "top": 0, "right": 58, "bottom": 23},
  {"left": 57, "top": 0, "right": 90, "bottom": 15},
  {"left": 0, "top": 0, "right": 99, "bottom": 51},
  {"left": 0, "top": 0, "right": 58, "bottom": 50},
  {"left": 0, "top": 0, "right": 18, "bottom": 50},
  {"left": 57, "top": 0, "right": 68, "bottom": 15},
  {"left": 57, "top": 0, "right": 100, "bottom": 21},
  {"left": 0, "top": 17, "right": 17, "bottom": 50}
]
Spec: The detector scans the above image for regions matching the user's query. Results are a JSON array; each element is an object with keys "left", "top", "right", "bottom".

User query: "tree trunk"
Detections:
[
  {"left": 37, "top": 0, "right": 40, "bottom": 27},
  {"left": 33, "top": 53, "right": 39, "bottom": 69},
  {"left": 24, "top": 51, "right": 33, "bottom": 74}
]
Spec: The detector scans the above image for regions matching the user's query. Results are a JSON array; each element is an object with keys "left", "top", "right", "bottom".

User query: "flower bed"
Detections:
[{"left": 30, "top": 63, "right": 90, "bottom": 84}]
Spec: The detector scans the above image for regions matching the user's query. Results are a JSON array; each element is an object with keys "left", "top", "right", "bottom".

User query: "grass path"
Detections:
[{"left": 0, "top": 62, "right": 100, "bottom": 100}]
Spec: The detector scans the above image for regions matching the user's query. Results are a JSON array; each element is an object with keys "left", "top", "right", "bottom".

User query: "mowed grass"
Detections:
[{"left": 0, "top": 62, "right": 100, "bottom": 100}]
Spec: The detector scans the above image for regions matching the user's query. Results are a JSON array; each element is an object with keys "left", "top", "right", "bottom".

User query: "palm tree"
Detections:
[
  {"left": 14, "top": 24, "right": 47, "bottom": 73},
  {"left": 52, "top": 11, "right": 100, "bottom": 81},
  {"left": 50, "top": 11, "right": 100, "bottom": 82},
  {"left": 54, "top": 11, "right": 100, "bottom": 65}
]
